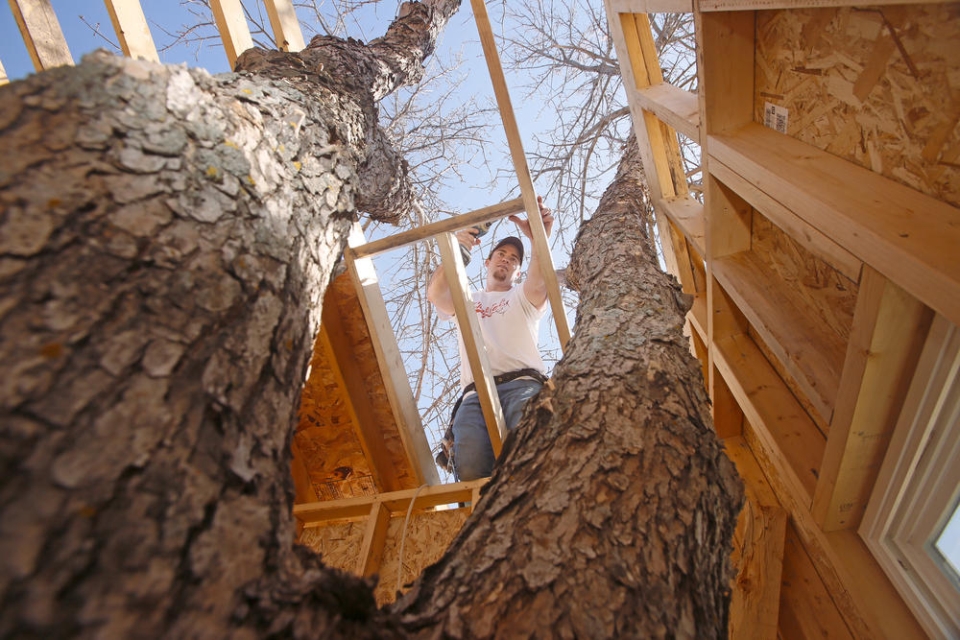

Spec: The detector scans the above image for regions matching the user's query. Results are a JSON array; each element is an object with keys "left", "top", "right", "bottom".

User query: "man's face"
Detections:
[{"left": 485, "top": 245, "right": 522, "bottom": 289}]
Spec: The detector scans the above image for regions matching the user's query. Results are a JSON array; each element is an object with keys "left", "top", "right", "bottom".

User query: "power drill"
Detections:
[{"left": 459, "top": 221, "right": 492, "bottom": 265}]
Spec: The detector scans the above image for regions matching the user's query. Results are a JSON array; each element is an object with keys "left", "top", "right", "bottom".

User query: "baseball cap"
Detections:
[{"left": 488, "top": 236, "right": 524, "bottom": 262}]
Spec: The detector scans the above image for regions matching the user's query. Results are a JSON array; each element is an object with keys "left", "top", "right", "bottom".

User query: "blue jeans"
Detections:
[{"left": 452, "top": 378, "right": 543, "bottom": 481}]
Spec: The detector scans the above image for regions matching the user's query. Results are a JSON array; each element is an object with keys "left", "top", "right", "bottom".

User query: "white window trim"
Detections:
[{"left": 861, "top": 313, "right": 960, "bottom": 640}]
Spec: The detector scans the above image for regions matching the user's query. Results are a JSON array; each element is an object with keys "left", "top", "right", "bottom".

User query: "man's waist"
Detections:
[{"left": 462, "top": 368, "right": 547, "bottom": 396}]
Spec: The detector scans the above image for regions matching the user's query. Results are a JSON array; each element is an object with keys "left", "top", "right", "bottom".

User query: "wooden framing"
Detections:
[
  {"left": 9, "top": 0, "right": 72, "bottom": 71},
  {"left": 210, "top": 0, "right": 253, "bottom": 68},
  {"left": 104, "top": 0, "right": 159, "bottom": 63},
  {"left": 607, "top": 1, "right": 952, "bottom": 636},
  {"left": 263, "top": 0, "right": 305, "bottom": 52}
]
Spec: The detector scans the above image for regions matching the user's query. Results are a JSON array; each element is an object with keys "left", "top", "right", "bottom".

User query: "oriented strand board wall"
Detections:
[
  {"left": 755, "top": 4, "right": 960, "bottom": 207},
  {"left": 297, "top": 508, "right": 471, "bottom": 607}
]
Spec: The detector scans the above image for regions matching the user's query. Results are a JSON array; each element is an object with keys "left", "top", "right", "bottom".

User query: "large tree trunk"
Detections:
[
  {"left": 395, "top": 136, "right": 743, "bottom": 638},
  {"left": 0, "top": 2, "right": 459, "bottom": 638}
]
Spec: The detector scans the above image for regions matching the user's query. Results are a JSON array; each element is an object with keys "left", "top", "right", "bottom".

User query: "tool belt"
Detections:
[{"left": 435, "top": 368, "right": 548, "bottom": 473}]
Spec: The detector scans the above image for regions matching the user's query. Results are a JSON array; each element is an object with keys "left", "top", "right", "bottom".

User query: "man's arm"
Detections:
[
  {"left": 426, "top": 228, "right": 479, "bottom": 316},
  {"left": 509, "top": 196, "right": 555, "bottom": 309}
]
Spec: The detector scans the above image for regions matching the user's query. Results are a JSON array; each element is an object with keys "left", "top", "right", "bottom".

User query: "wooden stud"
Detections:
[
  {"left": 350, "top": 198, "right": 525, "bottom": 260},
  {"left": 0, "top": 58, "right": 7, "bottom": 85},
  {"left": 700, "top": 0, "right": 946, "bottom": 11},
  {"left": 607, "top": 0, "right": 693, "bottom": 12},
  {"left": 356, "top": 500, "right": 391, "bottom": 577},
  {"left": 436, "top": 231, "right": 506, "bottom": 456},
  {"left": 630, "top": 83, "right": 700, "bottom": 142},
  {"left": 725, "top": 437, "right": 786, "bottom": 639},
  {"left": 209, "top": 0, "right": 253, "bottom": 68},
  {"left": 103, "top": 0, "right": 159, "bottom": 62},
  {"left": 346, "top": 225, "right": 440, "bottom": 487},
  {"left": 659, "top": 195, "right": 705, "bottom": 257},
  {"left": 470, "top": 0, "right": 570, "bottom": 350},
  {"left": 709, "top": 158, "right": 862, "bottom": 283},
  {"left": 813, "top": 267, "right": 933, "bottom": 531},
  {"left": 709, "top": 123, "right": 960, "bottom": 329},
  {"left": 263, "top": 0, "right": 305, "bottom": 52},
  {"left": 8, "top": 0, "right": 73, "bottom": 71},
  {"left": 319, "top": 302, "right": 401, "bottom": 492},
  {"left": 294, "top": 479, "right": 488, "bottom": 525},
  {"left": 696, "top": 10, "right": 754, "bottom": 138},
  {"left": 714, "top": 333, "right": 824, "bottom": 504},
  {"left": 713, "top": 251, "right": 846, "bottom": 422}
]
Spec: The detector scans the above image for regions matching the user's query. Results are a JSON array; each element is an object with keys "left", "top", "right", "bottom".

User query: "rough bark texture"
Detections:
[
  {"left": 395, "top": 137, "right": 743, "bottom": 638},
  {"left": 0, "top": 2, "right": 459, "bottom": 638}
]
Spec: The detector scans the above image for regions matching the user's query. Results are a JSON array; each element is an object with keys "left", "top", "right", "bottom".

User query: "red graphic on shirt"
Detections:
[{"left": 475, "top": 298, "right": 510, "bottom": 318}]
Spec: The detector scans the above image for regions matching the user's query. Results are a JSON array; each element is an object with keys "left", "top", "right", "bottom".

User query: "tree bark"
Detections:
[
  {"left": 0, "top": 2, "right": 459, "bottom": 638},
  {"left": 395, "top": 136, "right": 743, "bottom": 638}
]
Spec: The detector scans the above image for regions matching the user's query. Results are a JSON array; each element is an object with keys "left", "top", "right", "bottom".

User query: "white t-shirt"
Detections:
[{"left": 446, "top": 285, "right": 547, "bottom": 390}]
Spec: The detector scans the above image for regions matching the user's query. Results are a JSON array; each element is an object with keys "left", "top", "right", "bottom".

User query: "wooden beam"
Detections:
[
  {"left": 263, "top": 0, "right": 305, "bottom": 52},
  {"left": 658, "top": 195, "right": 705, "bottom": 257},
  {"left": 345, "top": 226, "right": 439, "bottom": 487},
  {"left": 725, "top": 437, "right": 786, "bottom": 640},
  {"left": 713, "top": 251, "right": 846, "bottom": 422},
  {"left": 709, "top": 158, "right": 862, "bottom": 283},
  {"left": 699, "top": 0, "right": 947, "bottom": 11},
  {"left": 631, "top": 83, "right": 700, "bottom": 142},
  {"left": 103, "top": 0, "right": 159, "bottom": 62},
  {"left": 350, "top": 198, "right": 525, "bottom": 260},
  {"left": 294, "top": 479, "right": 488, "bottom": 525},
  {"left": 0, "top": 58, "right": 7, "bottom": 85},
  {"left": 740, "top": 409, "right": 926, "bottom": 639},
  {"left": 436, "top": 231, "right": 506, "bottom": 456},
  {"left": 8, "top": 0, "right": 73, "bottom": 71},
  {"left": 319, "top": 301, "right": 402, "bottom": 492},
  {"left": 813, "top": 267, "right": 932, "bottom": 531},
  {"left": 356, "top": 501, "right": 391, "bottom": 577},
  {"left": 696, "top": 10, "right": 754, "bottom": 137},
  {"left": 470, "top": 0, "right": 570, "bottom": 350},
  {"left": 209, "top": 0, "right": 253, "bottom": 68},
  {"left": 709, "top": 123, "right": 960, "bottom": 329},
  {"left": 606, "top": 0, "right": 694, "bottom": 12},
  {"left": 714, "top": 333, "right": 824, "bottom": 504}
]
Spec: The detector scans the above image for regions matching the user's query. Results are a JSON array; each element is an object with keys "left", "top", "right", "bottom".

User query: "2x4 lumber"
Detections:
[
  {"left": 631, "top": 83, "right": 700, "bottom": 143},
  {"left": 606, "top": 0, "right": 693, "bottom": 13},
  {"left": 8, "top": 0, "right": 73, "bottom": 71},
  {"left": 210, "top": 0, "right": 253, "bottom": 68},
  {"left": 813, "top": 267, "right": 932, "bottom": 531},
  {"left": 725, "top": 437, "right": 786, "bottom": 640},
  {"left": 741, "top": 413, "right": 926, "bottom": 639},
  {"left": 713, "top": 251, "right": 846, "bottom": 422},
  {"left": 437, "top": 231, "right": 506, "bottom": 455},
  {"left": 346, "top": 225, "right": 440, "bottom": 486},
  {"left": 294, "top": 479, "right": 488, "bottom": 525},
  {"left": 470, "top": 0, "right": 570, "bottom": 350},
  {"left": 696, "top": 10, "right": 754, "bottom": 137},
  {"left": 319, "top": 298, "right": 402, "bottom": 492},
  {"left": 0, "top": 58, "right": 7, "bottom": 85},
  {"left": 699, "top": 0, "right": 947, "bottom": 11},
  {"left": 356, "top": 501, "right": 391, "bottom": 577},
  {"left": 709, "top": 123, "right": 960, "bottom": 329},
  {"left": 103, "top": 0, "right": 159, "bottom": 63},
  {"left": 714, "top": 333, "right": 823, "bottom": 505},
  {"left": 263, "top": 0, "right": 305, "bottom": 52},
  {"left": 709, "top": 158, "right": 861, "bottom": 283},
  {"left": 658, "top": 195, "right": 705, "bottom": 257},
  {"left": 349, "top": 198, "right": 525, "bottom": 260}
]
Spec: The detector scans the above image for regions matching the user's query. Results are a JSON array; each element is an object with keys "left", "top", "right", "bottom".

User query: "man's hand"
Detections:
[{"left": 508, "top": 195, "right": 555, "bottom": 239}]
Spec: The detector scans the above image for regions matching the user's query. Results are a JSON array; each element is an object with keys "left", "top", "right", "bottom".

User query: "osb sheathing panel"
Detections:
[
  {"left": 755, "top": 4, "right": 960, "bottom": 207},
  {"left": 373, "top": 508, "right": 470, "bottom": 606},
  {"left": 296, "top": 508, "right": 471, "bottom": 607},
  {"left": 295, "top": 272, "right": 419, "bottom": 501}
]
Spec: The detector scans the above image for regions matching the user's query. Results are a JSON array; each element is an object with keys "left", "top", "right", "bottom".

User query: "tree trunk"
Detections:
[
  {"left": 395, "top": 136, "right": 743, "bottom": 638},
  {"left": 0, "top": 2, "right": 459, "bottom": 638}
]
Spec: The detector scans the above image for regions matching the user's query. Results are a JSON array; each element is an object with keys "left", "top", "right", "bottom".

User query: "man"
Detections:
[{"left": 427, "top": 196, "right": 555, "bottom": 480}]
